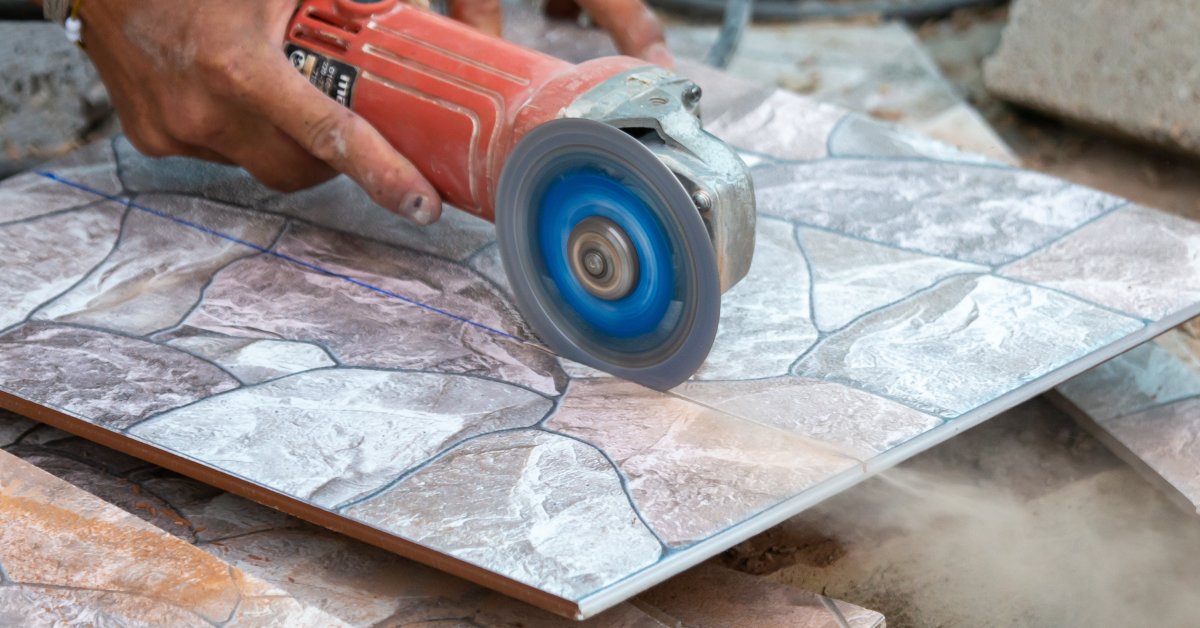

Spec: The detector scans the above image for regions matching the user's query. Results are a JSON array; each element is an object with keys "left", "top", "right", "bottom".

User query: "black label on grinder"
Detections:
[{"left": 286, "top": 44, "right": 358, "bottom": 107}]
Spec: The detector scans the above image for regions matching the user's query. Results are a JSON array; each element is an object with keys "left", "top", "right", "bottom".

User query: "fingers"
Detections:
[
  {"left": 226, "top": 51, "right": 442, "bottom": 225},
  {"left": 574, "top": 0, "right": 673, "bottom": 67},
  {"left": 212, "top": 121, "right": 338, "bottom": 192},
  {"left": 448, "top": 0, "right": 503, "bottom": 36}
]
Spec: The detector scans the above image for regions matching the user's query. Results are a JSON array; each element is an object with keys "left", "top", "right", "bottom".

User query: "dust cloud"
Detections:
[{"left": 724, "top": 398, "right": 1200, "bottom": 627}]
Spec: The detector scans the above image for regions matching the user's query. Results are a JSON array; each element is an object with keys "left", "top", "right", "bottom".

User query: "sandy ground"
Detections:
[{"left": 712, "top": 8, "right": 1200, "bottom": 627}]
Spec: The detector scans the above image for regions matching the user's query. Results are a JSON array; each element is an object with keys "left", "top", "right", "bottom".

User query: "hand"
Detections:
[{"left": 78, "top": 0, "right": 672, "bottom": 226}]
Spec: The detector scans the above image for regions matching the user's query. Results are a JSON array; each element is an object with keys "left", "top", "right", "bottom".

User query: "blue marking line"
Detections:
[{"left": 36, "top": 170, "right": 533, "bottom": 345}]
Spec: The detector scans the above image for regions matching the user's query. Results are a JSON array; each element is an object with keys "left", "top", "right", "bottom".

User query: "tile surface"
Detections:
[
  {"left": 1058, "top": 329, "right": 1200, "bottom": 512},
  {"left": 0, "top": 421, "right": 886, "bottom": 627},
  {"left": 0, "top": 21, "right": 1198, "bottom": 619}
]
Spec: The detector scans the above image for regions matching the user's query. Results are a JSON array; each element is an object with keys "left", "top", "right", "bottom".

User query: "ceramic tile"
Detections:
[
  {"left": 0, "top": 141, "right": 120, "bottom": 224},
  {"left": 177, "top": 222, "right": 564, "bottom": 395},
  {"left": 1057, "top": 329, "right": 1200, "bottom": 511},
  {"left": 0, "top": 203, "right": 125, "bottom": 330},
  {"left": 696, "top": 216, "right": 817, "bottom": 380},
  {"left": 678, "top": 377, "right": 941, "bottom": 458},
  {"left": 160, "top": 333, "right": 337, "bottom": 384},
  {"left": 799, "top": 226, "right": 986, "bottom": 332},
  {"left": 35, "top": 194, "right": 286, "bottom": 335},
  {"left": 0, "top": 16, "right": 1197, "bottom": 618},
  {"left": 0, "top": 322, "right": 238, "bottom": 428},
  {"left": 544, "top": 379, "right": 857, "bottom": 546},
  {"left": 344, "top": 429, "right": 663, "bottom": 599},
  {"left": 796, "top": 275, "right": 1142, "bottom": 418},
  {"left": 131, "top": 369, "right": 552, "bottom": 507},
  {"left": 113, "top": 136, "right": 280, "bottom": 208},
  {"left": 1002, "top": 204, "right": 1200, "bottom": 319},
  {"left": 0, "top": 409, "right": 35, "bottom": 447},
  {"left": 754, "top": 158, "right": 1123, "bottom": 266}
]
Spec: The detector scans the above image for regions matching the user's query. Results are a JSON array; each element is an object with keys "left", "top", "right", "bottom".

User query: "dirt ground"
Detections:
[{"left": 714, "top": 8, "right": 1200, "bottom": 627}]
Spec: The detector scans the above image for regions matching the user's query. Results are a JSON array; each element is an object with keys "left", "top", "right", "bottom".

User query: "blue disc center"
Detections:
[{"left": 537, "top": 169, "right": 674, "bottom": 338}]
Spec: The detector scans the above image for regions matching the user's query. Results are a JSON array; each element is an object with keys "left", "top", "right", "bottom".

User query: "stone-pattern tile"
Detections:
[
  {"left": 0, "top": 203, "right": 125, "bottom": 330},
  {"left": 36, "top": 195, "right": 286, "bottom": 335},
  {"left": 639, "top": 562, "right": 885, "bottom": 628},
  {"left": 344, "top": 429, "right": 664, "bottom": 599},
  {"left": 705, "top": 90, "right": 847, "bottom": 162},
  {"left": 545, "top": 379, "right": 858, "bottom": 546},
  {"left": 828, "top": 113, "right": 1000, "bottom": 165},
  {"left": 678, "top": 377, "right": 942, "bottom": 458},
  {"left": 131, "top": 369, "right": 552, "bottom": 507},
  {"left": 1099, "top": 398, "right": 1200, "bottom": 510},
  {"left": 0, "top": 409, "right": 35, "bottom": 448},
  {"left": 1058, "top": 329, "right": 1200, "bottom": 511},
  {"left": 0, "top": 451, "right": 244, "bottom": 624},
  {"left": 754, "top": 158, "right": 1124, "bottom": 266},
  {"left": 0, "top": 140, "right": 121, "bottom": 224},
  {"left": 264, "top": 175, "right": 497, "bottom": 261},
  {"left": 162, "top": 332, "right": 337, "bottom": 384},
  {"left": 799, "top": 226, "right": 986, "bottom": 331},
  {"left": 113, "top": 136, "right": 280, "bottom": 207},
  {"left": 0, "top": 322, "right": 238, "bottom": 429},
  {"left": 1058, "top": 338, "right": 1200, "bottom": 423},
  {"left": 668, "top": 20, "right": 1015, "bottom": 163},
  {"left": 179, "top": 223, "right": 564, "bottom": 395},
  {"left": 696, "top": 216, "right": 817, "bottom": 379},
  {"left": 2, "top": 19, "right": 1199, "bottom": 615},
  {"left": 795, "top": 275, "right": 1143, "bottom": 418},
  {"left": 1001, "top": 204, "right": 1200, "bottom": 319}
]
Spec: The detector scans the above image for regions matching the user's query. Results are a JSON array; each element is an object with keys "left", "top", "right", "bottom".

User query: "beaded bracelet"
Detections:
[{"left": 43, "top": 0, "right": 85, "bottom": 47}]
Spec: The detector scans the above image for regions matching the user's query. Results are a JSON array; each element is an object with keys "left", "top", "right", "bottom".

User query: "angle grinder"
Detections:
[{"left": 285, "top": 0, "right": 756, "bottom": 390}]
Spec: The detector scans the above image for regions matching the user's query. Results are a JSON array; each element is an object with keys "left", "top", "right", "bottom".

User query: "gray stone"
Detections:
[
  {"left": 263, "top": 172, "right": 497, "bottom": 262},
  {"left": 695, "top": 217, "right": 817, "bottom": 380},
  {"left": 1059, "top": 336, "right": 1200, "bottom": 423},
  {"left": 1101, "top": 397, "right": 1200, "bottom": 511},
  {"left": 985, "top": 0, "right": 1200, "bottom": 157},
  {"left": 131, "top": 369, "right": 551, "bottom": 508},
  {"left": 0, "top": 411, "right": 35, "bottom": 448},
  {"left": 180, "top": 223, "right": 564, "bottom": 395},
  {"left": 113, "top": 136, "right": 279, "bottom": 207},
  {"left": 344, "top": 429, "right": 663, "bottom": 599},
  {"left": 163, "top": 334, "right": 336, "bottom": 384},
  {"left": 0, "top": 323, "right": 237, "bottom": 429},
  {"left": 1001, "top": 204, "right": 1200, "bottom": 320},
  {"left": 669, "top": 21, "right": 1015, "bottom": 162},
  {"left": 0, "top": 204, "right": 125, "bottom": 330},
  {"left": 0, "top": 23, "right": 110, "bottom": 176},
  {"left": 678, "top": 376, "right": 942, "bottom": 458},
  {"left": 35, "top": 195, "right": 285, "bottom": 335},
  {"left": 546, "top": 379, "right": 857, "bottom": 546},
  {"left": 754, "top": 159, "right": 1123, "bottom": 266},
  {"left": 800, "top": 226, "right": 986, "bottom": 331},
  {"left": 795, "top": 275, "right": 1144, "bottom": 418},
  {"left": 0, "top": 141, "right": 122, "bottom": 224}
]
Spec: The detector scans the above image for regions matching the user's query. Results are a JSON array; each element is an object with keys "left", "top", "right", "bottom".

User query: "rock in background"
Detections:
[
  {"left": 984, "top": 0, "right": 1200, "bottom": 158},
  {"left": 0, "top": 21, "right": 112, "bottom": 178}
]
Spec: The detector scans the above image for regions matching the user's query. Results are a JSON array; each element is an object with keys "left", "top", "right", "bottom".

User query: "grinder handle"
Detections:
[{"left": 287, "top": 0, "right": 650, "bottom": 221}]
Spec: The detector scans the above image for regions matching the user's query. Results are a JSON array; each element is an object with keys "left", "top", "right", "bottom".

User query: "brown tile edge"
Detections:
[{"left": 0, "top": 391, "right": 585, "bottom": 621}]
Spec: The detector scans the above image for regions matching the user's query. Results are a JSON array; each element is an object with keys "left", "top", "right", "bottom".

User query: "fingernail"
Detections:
[
  {"left": 642, "top": 42, "right": 674, "bottom": 69},
  {"left": 401, "top": 193, "right": 435, "bottom": 226}
]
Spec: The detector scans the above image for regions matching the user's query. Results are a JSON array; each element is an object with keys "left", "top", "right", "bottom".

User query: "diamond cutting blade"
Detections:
[{"left": 495, "top": 118, "right": 720, "bottom": 390}]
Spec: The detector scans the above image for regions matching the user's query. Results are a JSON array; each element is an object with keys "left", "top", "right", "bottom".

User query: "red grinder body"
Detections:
[{"left": 285, "top": 0, "right": 645, "bottom": 221}]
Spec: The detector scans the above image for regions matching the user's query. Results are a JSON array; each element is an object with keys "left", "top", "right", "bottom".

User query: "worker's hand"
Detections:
[
  {"left": 81, "top": 0, "right": 442, "bottom": 225},
  {"left": 452, "top": 0, "right": 673, "bottom": 67}
]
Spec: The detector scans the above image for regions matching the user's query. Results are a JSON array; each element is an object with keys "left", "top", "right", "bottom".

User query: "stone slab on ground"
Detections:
[
  {"left": 1057, "top": 327, "right": 1200, "bottom": 515},
  {"left": 0, "top": 22, "right": 110, "bottom": 178},
  {"left": 667, "top": 20, "right": 1017, "bottom": 163},
  {"left": 0, "top": 422, "right": 886, "bottom": 627},
  {"left": 984, "top": 0, "right": 1200, "bottom": 158}
]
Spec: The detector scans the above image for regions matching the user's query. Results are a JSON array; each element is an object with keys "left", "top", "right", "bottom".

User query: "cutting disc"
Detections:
[{"left": 496, "top": 118, "right": 720, "bottom": 390}]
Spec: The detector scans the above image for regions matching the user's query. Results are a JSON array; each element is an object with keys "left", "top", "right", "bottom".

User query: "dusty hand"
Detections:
[{"left": 79, "top": 0, "right": 671, "bottom": 226}]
